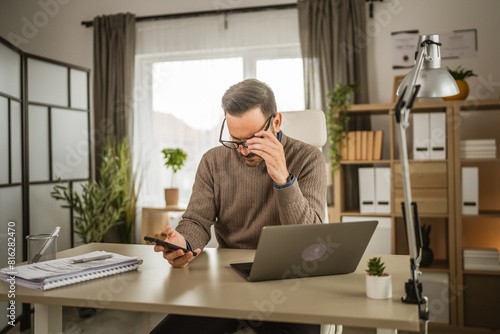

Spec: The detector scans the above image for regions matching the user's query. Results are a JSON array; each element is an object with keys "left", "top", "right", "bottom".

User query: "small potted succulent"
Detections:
[
  {"left": 161, "top": 148, "right": 187, "bottom": 206},
  {"left": 365, "top": 257, "right": 392, "bottom": 299},
  {"left": 443, "top": 65, "right": 477, "bottom": 100}
]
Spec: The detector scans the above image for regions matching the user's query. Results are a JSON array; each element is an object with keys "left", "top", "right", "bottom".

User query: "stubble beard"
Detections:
[{"left": 238, "top": 128, "right": 277, "bottom": 167}]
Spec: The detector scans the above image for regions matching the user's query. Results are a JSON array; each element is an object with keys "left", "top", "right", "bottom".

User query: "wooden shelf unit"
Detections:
[
  {"left": 453, "top": 100, "right": 500, "bottom": 332},
  {"left": 330, "top": 100, "right": 500, "bottom": 331}
]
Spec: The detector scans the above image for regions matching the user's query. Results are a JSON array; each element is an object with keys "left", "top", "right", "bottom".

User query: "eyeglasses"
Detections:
[{"left": 219, "top": 114, "right": 276, "bottom": 149}]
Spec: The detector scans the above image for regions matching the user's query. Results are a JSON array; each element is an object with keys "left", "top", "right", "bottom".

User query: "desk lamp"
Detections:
[{"left": 394, "top": 34, "right": 459, "bottom": 331}]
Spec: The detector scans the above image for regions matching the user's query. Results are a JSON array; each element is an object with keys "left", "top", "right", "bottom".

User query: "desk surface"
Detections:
[{"left": 0, "top": 243, "right": 419, "bottom": 331}]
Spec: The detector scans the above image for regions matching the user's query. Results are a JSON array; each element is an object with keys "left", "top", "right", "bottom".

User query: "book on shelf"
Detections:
[
  {"left": 463, "top": 248, "right": 499, "bottom": 257},
  {"left": 343, "top": 131, "right": 383, "bottom": 161},
  {"left": 366, "top": 131, "right": 374, "bottom": 160},
  {"left": 361, "top": 131, "right": 368, "bottom": 160},
  {"left": 463, "top": 263, "right": 500, "bottom": 271},
  {"left": 341, "top": 135, "right": 348, "bottom": 160},
  {"left": 347, "top": 131, "right": 356, "bottom": 160},
  {"left": 460, "top": 145, "right": 496, "bottom": 152},
  {"left": 373, "top": 131, "right": 383, "bottom": 160},
  {"left": 461, "top": 152, "right": 497, "bottom": 159},
  {"left": 0, "top": 251, "right": 142, "bottom": 291},
  {"left": 355, "top": 131, "right": 361, "bottom": 160},
  {"left": 460, "top": 139, "right": 496, "bottom": 146}
]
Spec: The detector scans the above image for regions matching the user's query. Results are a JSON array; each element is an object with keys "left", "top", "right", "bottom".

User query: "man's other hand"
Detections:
[{"left": 153, "top": 226, "right": 201, "bottom": 268}]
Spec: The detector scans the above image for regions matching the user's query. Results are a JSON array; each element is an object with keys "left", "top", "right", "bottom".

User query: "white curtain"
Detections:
[{"left": 133, "top": 9, "right": 301, "bottom": 214}]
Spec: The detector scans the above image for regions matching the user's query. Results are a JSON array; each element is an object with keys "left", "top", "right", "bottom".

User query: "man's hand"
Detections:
[
  {"left": 153, "top": 226, "right": 201, "bottom": 268},
  {"left": 247, "top": 131, "right": 289, "bottom": 185}
]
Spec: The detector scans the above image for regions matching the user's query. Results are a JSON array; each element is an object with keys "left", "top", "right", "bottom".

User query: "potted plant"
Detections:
[
  {"left": 365, "top": 257, "right": 392, "bottom": 299},
  {"left": 325, "top": 83, "right": 358, "bottom": 171},
  {"left": 51, "top": 137, "right": 139, "bottom": 244},
  {"left": 443, "top": 65, "right": 477, "bottom": 100},
  {"left": 161, "top": 147, "right": 188, "bottom": 206}
]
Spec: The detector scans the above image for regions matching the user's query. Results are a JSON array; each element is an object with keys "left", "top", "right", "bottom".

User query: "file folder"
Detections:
[
  {"left": 359, "top": 167, "right": 375, "bottom": 213},
  {"left": 375, "top": 167, "right": 391, "bottom": 213},
  {"left": 462, "top": 167, "right": 478, "bottom": 215},
  {"left": 430, "top": 112, "right": 446, "bottom": 160},
  {"left": 342, "top": 216, "right": 392, "bottom": 254},
  {"left": 413, "top": 113, "right": 430, "bottom": 160}
]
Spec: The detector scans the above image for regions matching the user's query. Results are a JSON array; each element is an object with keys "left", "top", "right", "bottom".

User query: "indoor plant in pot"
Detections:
[
  {"left": 443, "top": 65, "right": 477, "bottom": 100},
  {"left": 161, "top": 147, "right": 187, "bottom": 206},
  {"left": 325, "top": 83, "right": 358, "bottom": 171},
  {"left": 51, "top": 137, "right": 138, "bottom": 244},
  {"left": 366, "top": 257, "right": 392, "bottom": 299}
]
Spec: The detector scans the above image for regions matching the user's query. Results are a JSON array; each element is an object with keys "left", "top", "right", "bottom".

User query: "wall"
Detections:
[
  {"left": 1, "top": 0, "right": 499, "bottom": 104},
  {"left": 0, "top": 0, "right": 295, "bottom": 69},
  {"left": 367, "top": 0, "right": 500, "bottom": 103}
]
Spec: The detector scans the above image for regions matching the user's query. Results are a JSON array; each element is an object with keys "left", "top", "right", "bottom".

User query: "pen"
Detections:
[
  {"left": 30, "top": 226, "right": 61, "bottom": 264},
  {"left": 72, "top": 254, "right": 113, "bottom": 264}
]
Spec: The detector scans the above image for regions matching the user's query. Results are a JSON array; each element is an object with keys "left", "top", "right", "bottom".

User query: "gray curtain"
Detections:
[
  {"left": 298, "top": 0, "right": 369, "bottom": 209},
  {"left": 298, "top": 0, "right": 369, "bottom": 109},
  {"left": 93, "top": 13, "right": 136, "bottom": 179}
]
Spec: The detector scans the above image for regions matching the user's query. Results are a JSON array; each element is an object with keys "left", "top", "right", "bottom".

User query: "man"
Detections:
[{"left": 151, "top": 79, "right": 326, "bottom": 334}]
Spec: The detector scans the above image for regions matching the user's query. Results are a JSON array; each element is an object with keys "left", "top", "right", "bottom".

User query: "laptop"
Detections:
[{"left": 230, "top": 220, "right": 378, "bottom": 282}]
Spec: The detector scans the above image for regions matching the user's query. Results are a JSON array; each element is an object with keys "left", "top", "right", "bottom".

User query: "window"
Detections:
[
  {"left": 136, "top": 47, "right": 305, "bottom": 206},
  {"left": 134, "top": 9, "right": 304, "bottom": 208}
]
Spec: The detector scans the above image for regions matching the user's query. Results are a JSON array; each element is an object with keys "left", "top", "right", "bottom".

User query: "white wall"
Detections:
[
  {"left": 367, "top": 0, "right": 500, "bottom": 103},
  {"left": 0, "top": 0, "right": 294, "bottom": 69},
  {"left": 0, "top": 0, "right": 499, "bottom": 102}
]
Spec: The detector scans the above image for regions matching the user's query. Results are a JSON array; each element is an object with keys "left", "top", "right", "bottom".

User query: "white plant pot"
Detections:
[{"left": 366, "top": 274, "right": 392, "bottom": 299}]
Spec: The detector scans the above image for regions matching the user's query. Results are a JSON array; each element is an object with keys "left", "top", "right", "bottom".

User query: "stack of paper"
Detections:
[
  {"left": 463, "top": 248, "right": 500, "bottom": 271},
  {"left": 461, "top": 139, "right": 497, "bottom": 159}
]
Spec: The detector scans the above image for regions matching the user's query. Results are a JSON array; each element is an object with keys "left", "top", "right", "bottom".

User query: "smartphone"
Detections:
[{"left": 144, "top": 236, "right": 197, "bottom": 256}]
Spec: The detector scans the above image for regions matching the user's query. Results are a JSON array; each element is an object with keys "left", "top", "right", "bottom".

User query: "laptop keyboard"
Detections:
[{"left": 231, "top": 262, "right": 253, "bottom": 276}]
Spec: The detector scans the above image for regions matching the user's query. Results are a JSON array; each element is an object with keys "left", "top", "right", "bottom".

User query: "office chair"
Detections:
[
  {"left": 232, "top": 110, "right": 339, "bottom": 334},
  {"left": 232, "top": 110, "right": 340, "bottom": 334},
  {"left": 280, "top": 109, "right": 330, "bottom": 224}
]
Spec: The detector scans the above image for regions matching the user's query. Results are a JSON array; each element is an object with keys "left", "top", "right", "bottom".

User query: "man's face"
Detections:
[{"left": 225, "top": 107, "right": 276, "bottom": 167}]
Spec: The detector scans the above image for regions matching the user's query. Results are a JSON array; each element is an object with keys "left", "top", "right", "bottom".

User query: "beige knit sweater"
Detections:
[{"left": 176, "top": 133, "right": 326, "bottom": 250}]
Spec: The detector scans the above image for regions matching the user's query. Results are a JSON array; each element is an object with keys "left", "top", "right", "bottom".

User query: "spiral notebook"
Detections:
[{"left": 0, "top": 251, "right": 142, "bottom": 291}]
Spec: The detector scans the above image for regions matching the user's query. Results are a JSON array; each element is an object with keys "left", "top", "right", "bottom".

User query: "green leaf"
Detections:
[
  {"left": 447, "top": 65, "right": 477, "bottom": 80},
  {"left": 162, "top": 148, "right": 188, "bottom": 174},
  {"left": 50, "top": 136, "right": 141, "bottom": 244},
  {"left": 325, "top": 83, "right": 359, "bottom": 172},
  {"left": 366, "top": 256, "right": 386, "bottom": 276}
]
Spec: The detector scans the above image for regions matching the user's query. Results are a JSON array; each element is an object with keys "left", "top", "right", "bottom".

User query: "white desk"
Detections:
[{"left": 0, "top": 243, "right": 420, "bottom": 333}]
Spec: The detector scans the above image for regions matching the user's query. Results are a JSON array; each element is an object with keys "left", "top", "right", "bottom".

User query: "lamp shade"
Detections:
[{"left": 397, "top": 34, "right": 459, "bottom": 98}]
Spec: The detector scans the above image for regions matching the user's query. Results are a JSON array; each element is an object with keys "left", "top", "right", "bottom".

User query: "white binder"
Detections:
[
  {"left": 430, "top": 112, "right": 446, "bottom": 160},
  {"left": 462, "top": 167, "right": 479, "bottom": 215},
  {"left": 375, "top": 167, "right": 391, "bottom": 213},
  {"left": 359, "top": 167, "right": 375, "bottom": 213},
  {"left": 413, "top": 113, "right": 430, "bottom": 160},
  {"left": 342, "top": 216, "right": 392, "bottom": 254}
]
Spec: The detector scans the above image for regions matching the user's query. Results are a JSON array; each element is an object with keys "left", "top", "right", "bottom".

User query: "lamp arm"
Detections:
[
  {"left": 397, "top": 44, "right": 427, "bottom": 129},
  {"left": 395, "top": 43, "right": 427, "bottom": 266},
  {"left": 394, "top": 43, "right": 430, "bottom": 321}
]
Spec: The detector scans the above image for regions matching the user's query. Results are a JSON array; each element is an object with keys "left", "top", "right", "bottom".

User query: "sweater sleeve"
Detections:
[
  {"left": 274, "top": 146, "right": 326, "bottom": 225},
  {"left": 175, "top": 153, "right": 216, "bottom": 250}
]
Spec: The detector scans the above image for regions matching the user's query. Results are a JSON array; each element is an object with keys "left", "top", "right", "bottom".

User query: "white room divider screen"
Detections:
[{"left": 0, "top": 36, "right": 90, "bottom": 331}]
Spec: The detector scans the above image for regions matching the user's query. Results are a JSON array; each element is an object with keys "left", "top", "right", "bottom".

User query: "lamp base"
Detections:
[
  {"left": 402, "top": 279, "right": 429, "bottom": 323},
  {"left": 402, "top": 279, "right": 425, "bottom": 305}
]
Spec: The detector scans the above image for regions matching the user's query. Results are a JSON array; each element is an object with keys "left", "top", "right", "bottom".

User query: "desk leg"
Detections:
[
  {"left": 34, "top": 304, "right": 62, "bottom": 334},
  {"left": 377, "top": 329, "right": 397, "bottom": 334}
]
